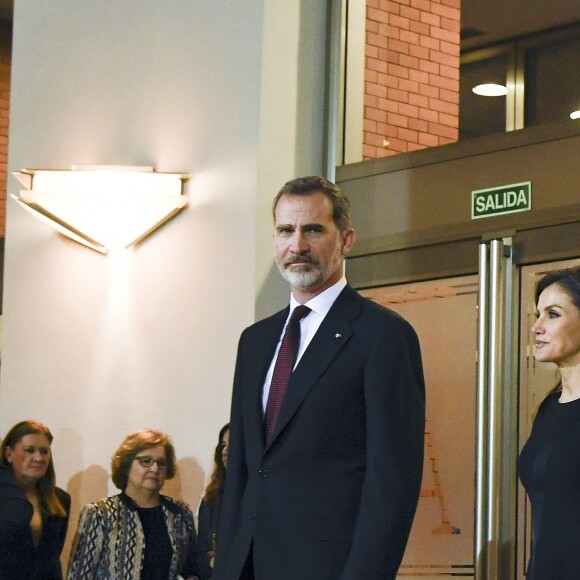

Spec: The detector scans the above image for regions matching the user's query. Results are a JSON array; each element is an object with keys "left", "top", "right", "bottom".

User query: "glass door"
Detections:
[{"left": 362, "top": 275, "right": 479, "bottom": 578}]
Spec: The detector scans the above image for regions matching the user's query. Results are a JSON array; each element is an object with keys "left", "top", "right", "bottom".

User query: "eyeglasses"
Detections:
[{"left": 134, "top": 456, "right": 168, "bottom": 470}]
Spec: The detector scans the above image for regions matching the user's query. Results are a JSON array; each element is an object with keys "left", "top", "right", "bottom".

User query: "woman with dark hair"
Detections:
[
  {"left": 519, "top": 265, "right": 580, "bottom": 579},
  {"left": 197, "top": 423, "right": 229, "bottom": 579},
  {"left": 68, "top": 429, "right": 200, "bottom": 579},
  {"left": 0, "top": 420, "right": 71, "bottom": 580}
]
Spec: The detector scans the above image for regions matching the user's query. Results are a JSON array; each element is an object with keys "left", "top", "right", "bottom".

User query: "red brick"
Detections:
[
  {"left": 430, "top": 3, "right": 460, "bottom": 20},
  {"left": 429, "top": 74, "right": 458, "bottom": 91},
  {"left": 379, "top": 23, "right": 400, "bottom": 39},
  {"left": 400, "top": 29, "right": 420, "bottom": 45},
  {"left": 376, "top": 148, "right": 397, "bottom": 158},
  {"left": 420, "top": 11, "right": 440, "bottom": 26},
  {"left": 365, "top": 69, "right": 379, "bottom": 83},
  {"left": 367, "top": 32, "right": 389, "bottom": 49},
  {"left": 368, "top": 7, "right": 390, "bottom": 23},
  {"left": 367, "top": 82, "right": 388, "bottom": 98},
  {"left": 388, "top": 87, "right": 410, "bottom": 102},
  {"left": 398, "top": 127, "right": 419, "bottom": 142},
  {"left": 365, "top": 107, "right": 388, "bottom": 122},
  {"left": 419, "top": 106, "right": 439, "bottom": 122},
  {"left": 362, "top": 144, "right": 378, "bottom": 158},
  {"left": 439, "top": 88, "right": 459, "bottom": 103},
  {"left": 440, "top": 39, "right": 460, "bottom": 56},
  {"left": 399, "top": 102, "right": 419, "bottom": 117},
  {"left": 439, "top": 136, "right": 458, "bottom": 145},
  {"left": 408, "top": 117, "right": 429, "bottom": 131},
  {"left": 439, "top": 111, "right": 459, "bottom": 128},
  {"left": 377, "top": 97, "right": 400, "bottom": 113},
  {"left": 388, "top": 138, "right": 408, "bottom": 152},
  {"left": 364, "top": 119, "right": 378, "bottom": 133},
  {"left": 431, "top": 26, "right": 459, "bottom": 43},
  {"left": 429, "top": 97, "right": 458, "bottom": 115},
  {"left": 419, "top": 34, "right": 439, "bottom": 50},
  {"left": 440, "top": 16, "right": 460, "bottom": 32},
  {"left": 409, "top": 44, "right": 430, "bottom": 59},
  {"left": 419, "top": 132, "right": 439, "bottom": 146},
  {"left": 367, "top": 0, "right": 380, "bottom": 8},
  {"left": 367, "top": 56, "right": 388, "bottom": 73},
  {"left": 378, "top": 72, "right": 400, "bottom": 88},
  {"left": 377, "top": 48, "right": 399, "bottom": 64},
  {"left": 377, "top": 122, "right": 400, "bottom": 138},
  {"left": 399, "top": 54, "right": 420, "bottom": 69},
  {"left": 388, "top": 63, "right": 410, "bottom": 78},
  {"left": 409, "top": 92, "right": 429, "bottom": 107},
  {"left": 399, "top": 78, "right": 420, "bottom": 93},
  {"left": 441, "top": 0, "right": 460, "bottom": 7},
  {"left": 409, "top": 68, "right": 430, "bottom": 83},
  {"left": 400, "top": 6, "right": 421, "bottom": 21},
  {"left": 364, "top": 94, "right": 379, "bottom": 108},
  {"left": 429, "top": 121, "right": 457, "bottom": 139},
  {"left": 419, "top": 59, "right": 439, "bottom": 74},
  {"left": 389, "top": 14, "right": 411, "bottom": 30},
  {"left": 389, "top": 38, "right": 411, "bottom": 54},
  {"left": 419, "top": 83, "right": 439, "bottom": 98},
  {"left": 388, "top": 112, "right": 409, "bottom": 127},
  {"left": 440, "top": 63, "right": 459, "bottom": 80},
  {"left": 429, "top": 49, "right": 456, "bottom": 66},
  {"left": 410, "top": 0, "right": 432, "bottom": 10},
  {"left": 409, "top": 20, "right": 430, "bottom": 35},
  {"left": 366, "top": 19, "right": 380, "bottom": 33},
  {"left": 366, "top": 132, "right": 390, "bottom": 147},
  {"left": 408, "top": 142, "right": 428, "bottom": 151},
  {"left": 366, "top": 44, "right": 379, "bottom": 59}
]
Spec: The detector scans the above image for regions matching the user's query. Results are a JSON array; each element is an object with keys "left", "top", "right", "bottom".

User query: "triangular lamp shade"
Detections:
[{"left": 12, "top": 166, "right": 189, "bottom": 254}]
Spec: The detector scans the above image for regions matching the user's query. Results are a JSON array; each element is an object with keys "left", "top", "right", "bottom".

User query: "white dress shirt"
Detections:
[{"left": 262, "top": 277, "right": 347, "bottom": 411}]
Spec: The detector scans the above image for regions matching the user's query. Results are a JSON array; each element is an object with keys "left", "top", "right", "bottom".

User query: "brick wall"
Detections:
[
  {"left": 364, "top": 0, "right": 460, "bottom": 158},
  {"left": 0, "top": 20, "right": 11, "bottom": 237}
]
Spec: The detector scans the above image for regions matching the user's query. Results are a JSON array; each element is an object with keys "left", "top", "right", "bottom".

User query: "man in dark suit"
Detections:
[{"left": 214, "top": 176, "right": 425, "bottom": 580}]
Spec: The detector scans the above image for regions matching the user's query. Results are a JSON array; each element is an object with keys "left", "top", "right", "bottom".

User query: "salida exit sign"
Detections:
[{"left": 471, "top": 181, "right": 531, "bottom": 219}]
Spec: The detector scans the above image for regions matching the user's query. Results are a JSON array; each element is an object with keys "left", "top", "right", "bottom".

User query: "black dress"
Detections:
[{"left": 519, "top": 393, "right": 580, "bottom": 579}]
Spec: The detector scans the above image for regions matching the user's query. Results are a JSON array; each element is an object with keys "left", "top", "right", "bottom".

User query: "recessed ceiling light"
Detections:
[
  {"left": 472, "top": 83, "right": 508, "bottom": 97},
  {"left": 570, "top": 110, "right": 580, "bottom": 120}
]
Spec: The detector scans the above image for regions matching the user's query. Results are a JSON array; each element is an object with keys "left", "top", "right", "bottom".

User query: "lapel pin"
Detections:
[{"left": 335, "top": 333, "right": 342, "bottom": 339}]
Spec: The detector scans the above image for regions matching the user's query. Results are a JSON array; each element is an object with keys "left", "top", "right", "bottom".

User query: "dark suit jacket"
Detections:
[{"left": 214, "top": 285, "right": 425, "bottom": 580}]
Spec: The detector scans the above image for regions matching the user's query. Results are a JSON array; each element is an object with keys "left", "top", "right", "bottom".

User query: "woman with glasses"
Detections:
[
  {"left": 0, "top": 420, "right": 70, "bottom": 579},
  {"left": 68, "top": 429, "right": 200, "bottom": 579},
  {"left": 197, "top": 423, "right": 229, "bottom": 579}
]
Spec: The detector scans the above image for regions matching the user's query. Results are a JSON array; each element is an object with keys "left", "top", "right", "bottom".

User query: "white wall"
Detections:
[{"left": 0, "top": 0, "right": 329, "bottom": 562}]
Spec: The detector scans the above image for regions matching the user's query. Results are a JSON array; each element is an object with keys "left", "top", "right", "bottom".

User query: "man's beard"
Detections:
[{"left": 277, "top": 253, "right": 342, "bottom": 291}]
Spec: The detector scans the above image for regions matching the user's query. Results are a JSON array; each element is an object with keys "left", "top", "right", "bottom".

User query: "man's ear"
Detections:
[{"left": 341, "top": 228, "right": 356, "bottom": 256}]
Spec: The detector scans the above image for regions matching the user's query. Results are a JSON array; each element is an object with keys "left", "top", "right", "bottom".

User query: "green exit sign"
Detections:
[{"left": 471, "top": 181, "right": 532, "bottom": 219}]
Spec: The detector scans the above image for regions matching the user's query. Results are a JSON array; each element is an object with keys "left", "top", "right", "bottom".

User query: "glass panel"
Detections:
[
  {"left": 460, "top": 55, "right": 508, "bottom": 139},
  {"left": 525, "top": 37, "right": 580, "bottom": 126},
  {"left": 518, "top": 258, "right": 580, "bottom": 579},
  {"left": 361, "top": 275, "right": 478, "bottom": 578}
]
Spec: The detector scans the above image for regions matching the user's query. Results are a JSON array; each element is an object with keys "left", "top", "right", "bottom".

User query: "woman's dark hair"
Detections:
[
  {"left": 203, "top": 423, "right": 229, "bottom": 504},
  {"left": 535, "top": 266, "right": 580, "bottom": 311},
  {"left": 535, "top": 266, "right": 580, "bottom": 404},
  {"left": 111, "top": 429, "right": 176, "bottom": 490},
  {"left": 0, "top": 420, "right": 67, "bottom": 517}
]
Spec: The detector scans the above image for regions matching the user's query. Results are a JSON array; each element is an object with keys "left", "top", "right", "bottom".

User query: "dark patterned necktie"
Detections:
[{"left": 265, "top": 305, "right": 311, "bottom": 444}]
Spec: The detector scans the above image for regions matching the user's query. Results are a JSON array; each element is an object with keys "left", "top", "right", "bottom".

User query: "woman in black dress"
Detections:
[
  {"left": 198, "top": 423, "right": 229, "bottom": 580},
  {"left": 0, "top": 420, "right": 71, "bottom": 580},
  {"left": 519, "top": 266, "right": 580, "bottom": 579}
]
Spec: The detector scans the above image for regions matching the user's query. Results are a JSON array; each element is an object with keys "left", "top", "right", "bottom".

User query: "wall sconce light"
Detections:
[{"left": 11, "top": 165, "right": 189, "bottom": 254}]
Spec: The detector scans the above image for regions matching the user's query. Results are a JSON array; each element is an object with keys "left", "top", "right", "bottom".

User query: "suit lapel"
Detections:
[{"left": 266, "top": 286, "right": 362, "bottom": 450}]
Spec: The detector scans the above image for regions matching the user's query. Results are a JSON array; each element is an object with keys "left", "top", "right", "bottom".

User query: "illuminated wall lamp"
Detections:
[{"left": 11, "top": 166, "right": 189, "bottom": 254}]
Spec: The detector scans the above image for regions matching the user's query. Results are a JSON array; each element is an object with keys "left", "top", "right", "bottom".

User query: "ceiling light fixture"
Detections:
[
  {"left": 472, "top": 83, "right": 508, "bottom": 97},
  {"left": 12, "top": 165, "right": 189, "bottom": 254},
  {"left": 570, "top": 110, "right": 580, "bottom": 120}
]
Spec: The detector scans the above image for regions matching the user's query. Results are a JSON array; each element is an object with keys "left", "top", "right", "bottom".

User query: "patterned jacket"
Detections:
[{"left": 68, "top": 493, "right": 198, "bottom": 579}]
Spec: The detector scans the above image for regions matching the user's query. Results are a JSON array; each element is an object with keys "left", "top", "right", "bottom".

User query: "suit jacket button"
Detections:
[
  {"left": 251, "top": 513, "right": 257, "bottom": 519},
  {"left": 262, "top": 469, "right": 269, "bottom": 477}
]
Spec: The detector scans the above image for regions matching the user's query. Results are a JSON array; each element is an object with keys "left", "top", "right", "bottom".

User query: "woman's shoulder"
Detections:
[
  {"left": 160, "top": 494, "right": 193, "bottom": 516},
  {"left": 81, "top": 494, "right": 124, "bottom": 517}
]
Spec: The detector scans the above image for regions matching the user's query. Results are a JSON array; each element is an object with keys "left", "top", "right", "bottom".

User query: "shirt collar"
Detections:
[{"left": 289, "top": 277, "right": 347, "bottom": 318}]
